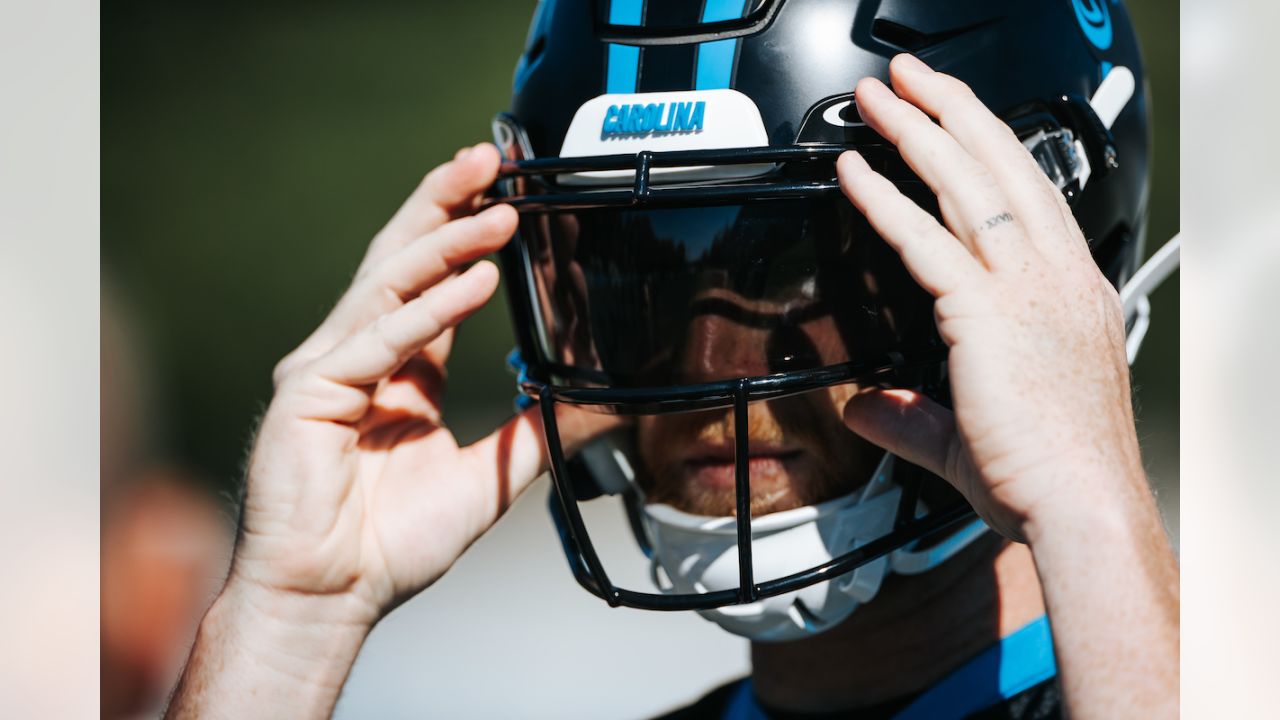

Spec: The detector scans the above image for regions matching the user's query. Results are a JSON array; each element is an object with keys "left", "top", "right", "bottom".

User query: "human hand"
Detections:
[
  {"left": 228, "top": 144, "right": 554, "bottom": 628},
  {"left": 837, "top": 55, "right": 1147, "bottom": 543},
  {"left": 168, "top": 145, "right": 619, "bottom": 719}
]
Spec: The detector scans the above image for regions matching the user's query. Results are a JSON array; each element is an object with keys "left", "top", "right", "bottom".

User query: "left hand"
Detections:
[{"left": 837, "top": 54, "right": 1147, "bottom": 543}]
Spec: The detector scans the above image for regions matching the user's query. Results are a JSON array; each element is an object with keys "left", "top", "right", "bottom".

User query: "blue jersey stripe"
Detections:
[
  {"left": 605, "top": 0, "right": 644, "bottom": 93},
  {"left": 694, "top": 0, "right": 748, "bottom": 89},
  {"left": 894, "top": 615, "right": 1058, "bottom": 720},
  {"left": 720, "top": 615, "right": 1058, "bottom": 720}
]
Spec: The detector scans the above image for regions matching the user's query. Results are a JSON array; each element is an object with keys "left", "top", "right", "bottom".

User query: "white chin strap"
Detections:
[{"left": 641, "top": 454, "right": 988, "bottom": 642}]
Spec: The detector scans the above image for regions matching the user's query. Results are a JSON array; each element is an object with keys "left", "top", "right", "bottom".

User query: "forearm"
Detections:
[
  {"left": 165, "top": 580, "right": 373, "bottom": 719},
  {"left": 1026, "top": 473, "right": 1179, "bottom": 718}
]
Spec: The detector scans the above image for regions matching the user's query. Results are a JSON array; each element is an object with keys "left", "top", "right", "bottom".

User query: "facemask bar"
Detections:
[
  {"left": 533, "top": 353, "right": 976, "bottom": 611},
  {"left": 492, "top": 93, "right": 1125, "bottom": 612},
  {"left": 490, "top": 143, "right": 899, "bottom": 212},
  {"left": 1120, "top": 233, "right": 1181, "bottom": 363},
  {"left": 487, "top": 94, "right": 1115, "bottom": 214}
]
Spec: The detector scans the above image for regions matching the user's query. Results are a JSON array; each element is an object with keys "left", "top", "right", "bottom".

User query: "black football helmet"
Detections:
[{"left": 487, "top": 0, "right": 1153, "bottom": 640}]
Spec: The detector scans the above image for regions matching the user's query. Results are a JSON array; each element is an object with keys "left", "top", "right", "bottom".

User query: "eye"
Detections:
[{"left": 767, "top": 323, "right": 821, "bottom": 373}]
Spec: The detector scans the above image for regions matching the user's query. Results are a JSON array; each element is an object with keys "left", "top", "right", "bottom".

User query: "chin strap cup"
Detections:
[{"left": 641, "top": 454, "right": 992, "bottom": 642}]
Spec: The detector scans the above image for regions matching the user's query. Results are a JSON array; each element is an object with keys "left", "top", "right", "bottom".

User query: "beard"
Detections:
[{"left": 634, "top": 386, "right": 881, "bottom": 517}]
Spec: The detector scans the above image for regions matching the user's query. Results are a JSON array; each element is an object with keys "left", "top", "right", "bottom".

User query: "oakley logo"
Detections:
[
  {"left": 601, "top": 101, "right": 706, "bottom": 137},
  {"left": 822, "top": 99, "right": 859, "bottom": 128}
]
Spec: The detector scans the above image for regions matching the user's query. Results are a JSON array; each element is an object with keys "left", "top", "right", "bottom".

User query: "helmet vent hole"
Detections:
[
  {"left": 871, "top": 20, "right": 930, "bottom": 51},
  {"left": 525, "top": 34, "right": 547, "bottom": 64},
  {"left": 870, "top": 18, "right": 994, "bottom": 52}
]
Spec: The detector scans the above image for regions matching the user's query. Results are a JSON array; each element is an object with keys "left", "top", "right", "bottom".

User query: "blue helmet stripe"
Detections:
[
  {"left": 607, "top": 45, "right": 641, "bottom": 93},
  {"left": 694, "top": 0, "right": 749, "bottom": 90},
  {"left": 700, "top": 0, "right": 750, "bottom": 23},
  {"left": 605, "top": 0, "right": 644, "bottom": 93}
]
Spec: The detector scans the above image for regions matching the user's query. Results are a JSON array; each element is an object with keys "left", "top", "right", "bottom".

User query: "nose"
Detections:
[{"left": 681, "top": 313, "right": 771, "bottom": 383}]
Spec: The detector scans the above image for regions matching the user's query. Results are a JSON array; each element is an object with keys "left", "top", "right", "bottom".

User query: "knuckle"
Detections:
[
  {"left": 272, "top": 342, "right": 323, "bottom": 389},
  {"left": 937, "top": 77, "right": 978, "bottom": 114},
  {"left": 898, "top": 122, "right": 934, "bottom": 152},
  {"left": 970, "top": 166, "right": 1001, "bottom": 194},
  {"left": 272, "top": 366, "right": 314, "bottom": 405},
  {"left": 272, "top": 355, "right": 299, "bottom": 388},
  {"left": 910, "top": 210, "right": 941, "bottom": 239},
  {"left": 1098, "top": 279, "right": 1125, "bottom": 317},
  {"left": 420, "top": 163, "right": 446, "bottom": 189},
  {"left": 370, "top": 314, "right": 402, "bottom": 356},
  {"left": 934, "top": 289, "right": 981, "bottom": 321},
  {"left": 366, "top": 262, "right": 404, "bottom": 299},
  {"left": 940, "top": 73, "right": 976, "bottom": 99}
]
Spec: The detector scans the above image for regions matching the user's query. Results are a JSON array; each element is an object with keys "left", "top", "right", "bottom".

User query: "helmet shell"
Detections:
[{"left": 509, "top": 0, "right": 1149, "bottom": 284}]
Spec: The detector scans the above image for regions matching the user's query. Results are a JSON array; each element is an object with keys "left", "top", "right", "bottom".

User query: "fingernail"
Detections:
[{"left": 895, "top": 54, "right": 933, "bottom": 76}]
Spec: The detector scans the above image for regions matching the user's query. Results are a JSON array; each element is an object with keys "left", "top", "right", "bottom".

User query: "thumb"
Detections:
[
  {"left": 842, "top": 388, "right": 957, "bottom": 482},
  {"left": 461, "top": 403, "right": 624, "bottom": 531}
]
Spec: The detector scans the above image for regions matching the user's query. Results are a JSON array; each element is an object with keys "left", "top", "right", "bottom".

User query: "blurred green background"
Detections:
[{"left": 102, "top": 0, "right": 1178, "bottom": 522}]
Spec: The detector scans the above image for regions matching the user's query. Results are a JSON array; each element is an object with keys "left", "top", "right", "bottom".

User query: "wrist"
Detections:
[
  {"left": 185, "top": 578, "right": 373, "bottom": 716},
  {"left": 1020, "top": 463, "right": 1156, "bottom": 551},
  {"left": 216, "top": 574, "right": 375, "bottom": 662}
]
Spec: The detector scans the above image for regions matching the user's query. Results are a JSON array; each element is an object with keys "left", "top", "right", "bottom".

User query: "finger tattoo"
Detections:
[{"left": 975, "top": 212, "right": 1014, "bottom": 235}]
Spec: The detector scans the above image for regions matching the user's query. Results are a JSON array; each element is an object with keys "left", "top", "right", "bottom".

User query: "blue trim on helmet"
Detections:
[
  {"left": 1071, "top": 0, "right": 1114, "bottom": 51},
  {"left": 606, "top": 0, "right": 644, "bottom": 93},
  {"left": 693, "top": 0, "right": 749, "bottom": 90},
  {"left": 607, "top": 45, "right": 641, "bottom": 93},
  {"left": 721, "top": 615, "right": 1057, "bottom": 720},
  {"left": 694, "top": 39, "right": 738, "bottom": 90},
  {"left": 701, "top": 0, "right": 749, "bottom": 23},
  {"left": 505, "top": 348, "right": 536, "bottom": 410}
]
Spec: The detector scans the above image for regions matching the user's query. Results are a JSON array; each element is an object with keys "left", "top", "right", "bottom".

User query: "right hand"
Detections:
[{"left": 228, "top": 143, "right": 558, "bottom": 628}]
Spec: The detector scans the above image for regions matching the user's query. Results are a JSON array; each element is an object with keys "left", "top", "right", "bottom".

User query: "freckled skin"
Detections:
[{"left": 832, "top": 56, "right": 1176, "bottom": 719}]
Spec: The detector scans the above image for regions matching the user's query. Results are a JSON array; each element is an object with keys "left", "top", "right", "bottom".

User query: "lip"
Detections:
[
  {"left": 680, "top": 444, "right": 805, "bottom": 493},
  {"left": 681, "top": 442, "right": 801, "bottom": 465}
]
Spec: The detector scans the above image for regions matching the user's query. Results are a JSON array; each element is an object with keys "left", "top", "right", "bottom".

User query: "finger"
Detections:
[
  {"left": 855, "top": 77, "right": 1030, "bottom": 267},
  {"left": 310, "top": 261, "right": 500, "bottom": 388},
  {"left": 886, "top": 55, "right": 1076, "bottom": 257},
  {"left": 843, "top": 388, "right": 956, "bottom": 482},
  {"left": 278, "top": 205, "right": 513, "bottom": 385},
  {"left": 837, "top": 150, "right": 984, "bottom": 296},
  {"left": 361, "top": 143, "right": 503, "bottom": 271},
  {"left": 375, "top": 204, "right": 517, "bottom": 301}
]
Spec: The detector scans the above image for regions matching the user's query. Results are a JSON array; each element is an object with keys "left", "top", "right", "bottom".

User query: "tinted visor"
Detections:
[{"left": 515, "top": 192, "right": 942, "bottom": 391}]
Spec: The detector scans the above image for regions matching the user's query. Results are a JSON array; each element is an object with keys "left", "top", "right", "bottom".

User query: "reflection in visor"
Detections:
[
  {"left": 518, "top": 195, "right": 941, "bottom": 389},
  {"left": 506, "top": 171, "right": 975, "bottom": 614}
]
